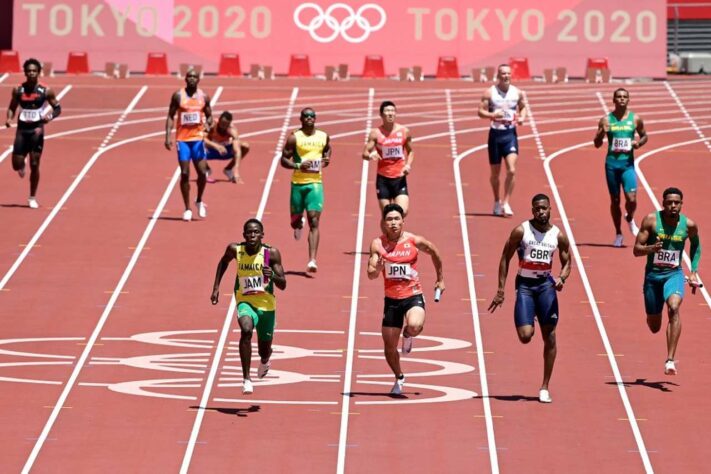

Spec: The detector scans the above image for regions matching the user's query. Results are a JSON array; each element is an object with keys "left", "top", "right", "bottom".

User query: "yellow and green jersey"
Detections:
[
  {"left": 292, "top": 129, "right": 328, "bottom": 185},
  {"left": 234, "top": 243, "right": 275, "bottom": 310}
]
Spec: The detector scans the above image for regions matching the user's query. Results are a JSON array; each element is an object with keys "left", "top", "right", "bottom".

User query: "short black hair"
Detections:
[
  {"left": 23, "top": 58, "right": 42, "bottom": 72},
  {"left": 379, "top": 101, "right": 396, "bottom": 114},
  {"left": 300, "top": 107, "right": 315, "bottom": 117},
  {"left": 663, "top": 187, "right": 683, "bottom": 200},
  {"left": 243, "top": 218, "right": 264, "bottom": 232},
  {"left": 613, "top": 88, "right": 629, "bottom": 99},
  {"left": 219, "top": 111, "right": 233, "bottom": 121},
  {"left": 531, "top": 193, "right": 550, "bottom": 205},
  {"left": 382, "top": 203, "right": 404, "bottom": 219}
]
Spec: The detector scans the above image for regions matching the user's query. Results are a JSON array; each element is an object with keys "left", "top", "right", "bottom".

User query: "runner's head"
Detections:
[
  {"left": 379, "top": 101, "right": 397, "bottom": 124},
  {"left": 382, "top": 203, "right": 405, "bottom": 235},
  {"left": 497, "top": 64, "right": 512, "bottom": 86},
  {"left": 243, "top": 218, "right": 264, "bottom": 245},
  {"left": 217, "top": 111, "right": 232, "bottom": 131},
  {"left": 612, "top": 88, "right": 629, "bottom": 109},
  {"left": 531, "top": 193, "right": 551, "bottom": 225},
  {"left": 662, "top": 187, "right": 683, "bottom": 216},
  {"left": 300, "top": 107, "right": 316, "bottom": 128},
  {"left": 184, "top": 68, "right": 200, "bottom": 88},
  {"left": 23, "top": 58, "right": 42, "bottom": 81}
]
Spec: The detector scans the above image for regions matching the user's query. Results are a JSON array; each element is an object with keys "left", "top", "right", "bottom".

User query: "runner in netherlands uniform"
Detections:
[
  {"left": 164, "top": 68, "right": 213, "bottom": 221},
  {"left": 489, "top": 194, "right": 571, "bottom": 403},
  {"left": 204, "top": 110, "right": 250, "bottom": 183},
  {"left": 211, "top": 219, "right": 287, "bottom": 395},
  {"left": 633, "top": 187, "right": 701, "bottom": 375},
  {"left": 5, "top": 58, "right": 62, "bottom": 209},
  {"left": 367, "top": 204, "right": 445, "bottom": 395},
  {"left": 478, "top": 64, "right": 527, "bottom": 217},
  {"left": 280, "top": 107, "right": 331, "bottom": 272},
  {"left": 362, "top": 101, "right": 414, "bottom": 216},
  {"left": 594, "top": 88, "right": 648, "bottom": 247}
]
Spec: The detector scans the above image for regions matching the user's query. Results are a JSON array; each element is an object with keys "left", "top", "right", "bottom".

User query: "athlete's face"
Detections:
[
  {"left": 532, "top": 199, "right": 551, "bottom": 224},
  {"left": 497, "top": 67, "right": 512, "bottom": 86},
  {"left": 24, "top": 64, "right": 40, "bottom": 81},
  {"left": 243, "top": 223, "right": 264, "bottom": 245},
  {"left": 383, "top": 211, "right": 404, "bottom": 235},
  {"left": 185, "top": 71, "right": 200, "bottom": 88},
  {"left": 380, "top": 106, "right": 396, "bottom": 125},
  {"left": 613, "top": 91, "right": 629, "bottom": 108},
  {"left": 300, "top": 109, "right": 316, "bottom": 127},
  {"left": 217, "top": 116, "right": 231, "bottom": 132},
  {"left": 662, "top": 194, "right": 682, "bottom": 217}
]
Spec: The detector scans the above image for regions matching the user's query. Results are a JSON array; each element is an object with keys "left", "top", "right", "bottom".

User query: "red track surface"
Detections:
[{"left": 0, "top": 74, "right": 709, "bottom": 473}]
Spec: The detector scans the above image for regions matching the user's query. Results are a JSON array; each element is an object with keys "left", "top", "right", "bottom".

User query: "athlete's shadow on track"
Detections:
[
  {"left": 475, "top": 395, "right": 539, "bottom": 402},
  {"left": 285, "top": 270, "right": 314, "bottom": 279},
  {"left": 464, "top": 213, "right": 508, "bottom": 219},
  {"left": 606, "top": 379, "right": 679, "bottom": 392},
  {"left": 190, "top": 405, "right": 261, "bottom": 417},
  {"left": 343, "top": 391, "right": 418, "bottom": 400},
  {"left": 577, "top": 242, "right": 627, "bottom": 248},
  {"left": 0, "top": 203, "right": 32, "bottom": 209}
]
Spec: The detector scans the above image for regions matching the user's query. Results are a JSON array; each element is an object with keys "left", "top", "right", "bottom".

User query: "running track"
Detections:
[{"left": 0, "top": 74, "right": 709, "bottom": 473}]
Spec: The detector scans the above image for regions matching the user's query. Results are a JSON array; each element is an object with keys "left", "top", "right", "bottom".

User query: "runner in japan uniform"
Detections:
[{"left": 380, "top": 233, "right": 425, "bottom": 330}]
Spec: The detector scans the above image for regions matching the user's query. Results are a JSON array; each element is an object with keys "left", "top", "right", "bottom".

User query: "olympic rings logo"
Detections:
[{"left": 293, "top": 3, "right": 387, "bottom": 44}]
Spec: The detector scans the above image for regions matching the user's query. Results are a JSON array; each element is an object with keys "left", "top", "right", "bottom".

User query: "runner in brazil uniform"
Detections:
[
  {"left": 633, "top": 187, "right": 701, "bottom": 376},
  {"left": 5, "top": 58, "right": 62, "bottom": 209},
  {"left": 204, "top": 110, "right": 250, "bottom": 183},
  {"left": 367, "top": 204, "right": 444, "bottom": 395},
  {"left": 478, "top": 64, "right": 527, "bottom": 217},
  {"left": 362, "top": 101, "right": 414, "bottom": 216},
  {"left": 489, "top": 194, "right": 571, "bottom": 403},
  {"left": 164, "top": 68, "right": 213, "bottom": 221},
  {"left": 280, "top": 107, "right": 332, "bottom": 272},
  {"left": 594, "top": 88, "right": 648, "bottom": 247},
  {"left": 211, "top": 219, "right": 287, "bottom": 395}
]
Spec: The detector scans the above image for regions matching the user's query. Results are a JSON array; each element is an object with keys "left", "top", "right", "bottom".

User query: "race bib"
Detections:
[
  {"left": 303, "top": 159, "right": 321, "bottom": 173},
  {"left": 382, "top": 145, "right": 404, "bottom": 160},
  {"left": 501, "top": 109, "right": 516, "bottom": 122},
  {"left": 525, "top": 247, "right": 553, "bottom": 264},
  {"left": 180, "top": 111, "right": 201, "bottom": 125},
  {"left": 19, "top": 109, "right": 41, "bottom": 122},
  {"left": 653, "top": 249, "right": 681, "bottom": 268},
  {"left": 611, "top": 137, "right": 632, "bottom": 152},
  {"left": 240, "top": 275, "right": 265, "bottom": 294},
  {"left": 385, "top": 262, "right": 412, "bottom": 280}
]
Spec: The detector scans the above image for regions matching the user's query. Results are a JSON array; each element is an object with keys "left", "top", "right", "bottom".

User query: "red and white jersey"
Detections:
[
  {"left": 517, "top": 221, "right": 559, "bottom": 278},
  {"left": 489, "top": 85, "right": 520, "bottom": 130},
  {"left": 375, "top": 125, "right": 408, "bottom": 178},
  {"left": 379, "top": 233, "right": 422, "bottom": 299}
]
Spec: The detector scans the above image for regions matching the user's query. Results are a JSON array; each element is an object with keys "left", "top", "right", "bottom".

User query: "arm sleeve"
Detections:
[
  {"left": 690, "top": 234, "right": 701, "bottom": 272},
  {"left": 51, "top": 103, "right": 62, "bottom": 118}
]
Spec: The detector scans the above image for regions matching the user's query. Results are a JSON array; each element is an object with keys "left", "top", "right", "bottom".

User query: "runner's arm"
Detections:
[
  {"left": 362, "top": 129, "right": 378, "bottom": 160},
  {"left": 322, "top": 135, "right": 332, "bottom": 167},
  {"left": 44, "top": 87, "right": 61, "bottom": 121},
  {"left": 203, "top": 95, "right": 213, "bottom": 131},
  {"left": 414, "top": 234, "right": 444, "bottom": 293},
  {"left": 555, "top": 231, "right": 572, "bottom": 290},
  {"left": 403, "top": 129, "right": 414, "bottom": 175},
  {"left": 488, "top": 225, "right": 524, "bottom": 312},
  {"left": 634, "top": 115, "right": 648, "bottom": 149},
  {"left": 517, "top": 90, "right": 528, "bottom": 124},
  {"left": 265, "top": 248, "right": 287, "bottom": 290},
  {"left": 367, "top": 239, "right": 385, "bottom": 280},
  {"left": 211, "top": 244, "right": 237, "bottom": 304},
  {"left": 633, "top": 213, "right": 662, "bottom": 256},
  {"left": 229, "top": 127, "right": 243, "bottom": 161},
  {"left": 688, "top": 219, "right": 701, "bottom": 276},
  {"left": 593, "top": 117, "right": 607, "bottom": 148},
  {"left": 5, "top": 88, "right": 19, "bottom": 127},
  {"left": 164, "top": 92, "right": 180, "bottom": 150},
  {"left": 280, "top": 133, "right": 300, "bottom": 170},
  {"left": 203, "top": 136, "right": 227, "bottom": 155}
]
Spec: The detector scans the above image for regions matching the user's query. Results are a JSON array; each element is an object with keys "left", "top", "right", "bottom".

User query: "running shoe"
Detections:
[
  {"left": 390, "top": 375, "right": 405, "bottom": 395},
  {"left": 294, "top": 216, "right": 305, "bottom": 240},
  {"left": 196, "top": 201, "right": 207, "bottom": 218},
  {"left": 28, "top": 197, "right": 39, "bottom": 209},
  {"left": 258, "top": 361, "right": 271, "bottom": 379},
  {"left": 664, "top": 359, "right": 677, "bottom": 375},
  {"left": 613, "top": 234, "right": 624, "bottom": 247},
  {"left": 401, "top": 335, "right": 413, "bottom": 354},
  {"left": 242, "top": 379, "right": 254, "bottom": 394},
  {"left": 539, "top": 389, "right": 553, "bottom": 403},
  {"left": 224, "top": 168, "right": 237, "bottom": 183},
  {"left": 493, "top": 201, "right": 503, "bottom": 216},
  {"left": 307, "top": 260, "right": 318, "bottom": 273},
  {"left": 182, "top": 209, "right": 193, "bottom": 222},
  {"left": 502, "top": 202, "right": 514, "bottom": 216},
  {"left": 626, "top": 215, "right": 639, "bottom": 236}
]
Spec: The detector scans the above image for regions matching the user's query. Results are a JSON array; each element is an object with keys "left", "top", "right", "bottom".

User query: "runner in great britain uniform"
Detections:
[
  {"left": 280, "top": 107, "right": 331, "bottom": 272},
  {"left": 594, "top": 88, "right": 648, "bottom": 247},
  {"left": 478, "top": 64, "right": 527, "bottom": 217},
  {"left": 363, "top": 101, "right": 414, "bottom": 216},
  {"left": 633, "top": 187, "right": 701, "bottom": 375},
  {"left": 211, "top": 219, "right": 287, "bottom": 394},
  {"left": 204, "top": 110, "right": 250, "bottom": 183},
  {"left": 367, "top": 204, "right": 445, "bottom": 395},
  {"left": 5, "top": 58, "right": 62, "bottom": 209},
  {"left": 165, "top": 68, "right": 213, "bottom": 221},
  {"left": 489, "top": 194, "right": 571, "bottom": 403}
]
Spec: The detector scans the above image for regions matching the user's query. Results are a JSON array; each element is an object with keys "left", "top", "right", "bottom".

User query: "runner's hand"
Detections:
[
  {"left": 217, "top": 145, "right": 227, "bottom": 155},
  {"left": 402, "top": 164, "right": 411, "bottom": 176},
  {"left": 369, "top": 151, "right": 380, "bottom": 161},
  {"left": 554, "top": 277, "right": 565, "bottom": 291},
  {"left": 517, "top": 117, "right": 525, "bottom": 126},
  {"left": 493, "top": 110, "right": 505, "bottom": 119},
  {"left": 164, "top": 138, "right": 173, "bottom": 151},
  {"left": 649, "top": 241, "right": 663, "bottom": 253},
  {"left": 262, "top": 265, "right": 273, "bottom": 280},
  {"left": 210, "top": 289, "right": 220, "bottom": 305},
  {"left": 322, "top": 156, "right": 330, "bottom": 168},
  {"left": 632, "top": 140, "right": 640, "bottom": 149},
  {"left": 435, "top": 280, "right": 445, "bottom": 294},
  {"left": 687, "top": 274, "right": 703, "bottom": 295},
  {"left": 5, "top": 119, "right": 12, "bottom": 128},
  {"left": 488, "top": 291, "right": 505, "bottom": 312}
]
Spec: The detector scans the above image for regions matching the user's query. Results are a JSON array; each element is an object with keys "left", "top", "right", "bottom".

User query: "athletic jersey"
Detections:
[
  {"left": 234, "top": 243, "right": 275, "bottom": 311},
  {"left": 375, "top": 125, "right": 408, "bottom": 178},
  {"left": 175, "top": 88, "right": 206, "bottom": 142},
  {"left": 16, "top": 82, "right": 48, "bottom": 130},
  {"left": 380, "top": 233, "right": 422, "bottom": 299},
  {"left": 517, "top": 221, "right": 560, "bottom": 279},
  {"left": 207, "top": 126, "right": 234, "bottom": 146},
  {"left": 646, "top": 211, "right": 688, "bottom": 274},
  {"left": 606, "top": 111, "right": 636, "bottom": 164},
  {"left": 292, "top": 129, "right": 328, "bottom": 184},
  {"left": 489, "top": 85, "right": 520, "bottom": 131}
]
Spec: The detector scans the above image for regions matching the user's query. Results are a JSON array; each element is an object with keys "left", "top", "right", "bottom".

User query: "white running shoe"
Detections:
[
  {"left": 502, "top": 202, "right": 514, "bottom": 216},
  {"left": 182, "top": 209, "right": 192, "bottom": 221},
  {"left": 390, "top": 375, "right": 405, "bottom": 395},
  {"left": 224, "top": 168, "right": 236, "bottom": 183},
  {"left": 401, "top": 335, "right": 413, "bottom": 354},
  {"left": 242, "top": 379, "right": 254, "bottom": 394},
  {"left": 28, "top": 197, "right": 39, "bottom": 209},
  {"left": 258, "top": 361, "right": 271, "bottom": 379},
  {"left": 626, "top": 215, "right": 639, "bottom": 236},
  {"left": 664, "top": 359, "right": 677, "bottom": 375},
  {"left": 539, "top": 389, "right": 553, "bottom": 403},
  {"left": 307, "top": 260, "right": 318, "bottom": 273},
  {"left": 613, "top": 234, "right": 624, "bottom": 247},
  {"left": 294, "top": 216, "right": 305, "bottom": 240},
  {"left": 196, "top": 201, "right": 207, "bottom": 218},
  {"left": 493, "top": 201, "right": 503, "bottom": 216}
]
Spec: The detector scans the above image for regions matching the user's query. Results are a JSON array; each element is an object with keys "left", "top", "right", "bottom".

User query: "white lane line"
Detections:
[
  {"left": 179, "top": 87, "right": 298, "bottom": 474},
  {"left": 528, "top": 97, "right": 654, "bottom": 472},
  {"left": 98, "top": 85, "right": 145, "bottom": 149},
  {"left": 0, "top": 73, "right": 8, "bottom": 83},
  {"left": 1, "top": 86, "right": 146, "bottom": 292},
  {"left": 20, "top": 87, "right": 149, "bottom": 473},
  {"left": 448, "top": 89, "right": 499, "bottom": 474},
  {"left": 523, "top": 94, "right": 546, "bottom": 160},
  {"left": 664, "top": 81, "right": 711, "bottom": 153},
  {"left": 336, "top": 87, "right": 374, "bottom": 474},
  {"left": 596, "top": 91, "right": 610, "bottom": 114}
]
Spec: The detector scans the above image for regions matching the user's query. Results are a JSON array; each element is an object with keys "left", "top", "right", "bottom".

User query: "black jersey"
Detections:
[{"left": 16, "top": 82, "right": 48, "bottom": 129}]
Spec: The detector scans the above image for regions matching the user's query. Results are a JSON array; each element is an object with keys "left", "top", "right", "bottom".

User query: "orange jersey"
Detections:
[
  {"left": 380, "top": 233, "right": 422, "bottom": 299},
  {"left": 175, "top": 88, "right": 206, "bottom": 142},
  {"left": 375, "top": 125, "right": 408, "bottom": 178}
]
